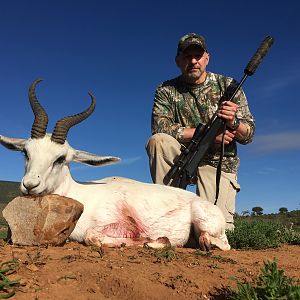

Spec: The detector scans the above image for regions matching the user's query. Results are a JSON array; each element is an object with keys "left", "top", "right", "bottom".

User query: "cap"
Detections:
[{"left": 177, "top": 33, "right": 207, "bottom": 55}]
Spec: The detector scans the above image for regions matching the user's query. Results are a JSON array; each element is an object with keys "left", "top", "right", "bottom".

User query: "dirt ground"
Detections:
[{"left": 0, "top": 240, "right": 299, "bottom": 300}]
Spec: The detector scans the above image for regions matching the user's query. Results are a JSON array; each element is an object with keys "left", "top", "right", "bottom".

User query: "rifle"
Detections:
[{"left": 165, "top": 36, "right": 274, "bottom": 192}]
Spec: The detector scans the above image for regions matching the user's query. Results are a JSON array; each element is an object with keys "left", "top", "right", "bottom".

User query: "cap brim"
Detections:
[{"left": 178, "top": 41, "right": 206, "bottom": 55}]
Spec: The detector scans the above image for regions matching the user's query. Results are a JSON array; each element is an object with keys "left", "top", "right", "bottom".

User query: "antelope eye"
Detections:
[{"left": 54, "top": 156, "right": 66, "bottom": 165}]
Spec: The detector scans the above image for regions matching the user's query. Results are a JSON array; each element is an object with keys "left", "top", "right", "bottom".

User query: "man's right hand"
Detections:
[{"left": 215, "top": 130, "right": 236, "bottom": 144}]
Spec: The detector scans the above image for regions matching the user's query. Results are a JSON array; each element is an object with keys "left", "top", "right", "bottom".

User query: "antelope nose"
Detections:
[{"left": 22, "top": 176, "right": 40, "bottom": 192}]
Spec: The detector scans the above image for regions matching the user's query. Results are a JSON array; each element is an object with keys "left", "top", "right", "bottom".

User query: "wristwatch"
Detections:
[
  {"left": 229, "top": 117, "right": 240, "bottom": 130},
  {"left": 177, "top": 127, "right": 185, "bottom": 141}
]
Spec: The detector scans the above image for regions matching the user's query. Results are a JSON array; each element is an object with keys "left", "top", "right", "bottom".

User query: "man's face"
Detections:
[{"left": 176, "top": 45, "right": 209, "bottom": 84}]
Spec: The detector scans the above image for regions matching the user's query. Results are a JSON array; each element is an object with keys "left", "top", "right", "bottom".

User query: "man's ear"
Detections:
[
  {"left": 175, "top": 55, "right": 181, "bottom": 68},
  {"left": 205, "top": 52, "right": 210, "bottom": 63}
]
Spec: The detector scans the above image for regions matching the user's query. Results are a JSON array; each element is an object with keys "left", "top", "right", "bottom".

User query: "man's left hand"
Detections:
[{"left": 217, "top": 101, "right": 238, "bottom": 129}]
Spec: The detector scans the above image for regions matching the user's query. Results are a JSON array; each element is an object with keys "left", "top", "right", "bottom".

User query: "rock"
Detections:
[{"left": 2, "top": 194, "right": 83, "bottom": 246}]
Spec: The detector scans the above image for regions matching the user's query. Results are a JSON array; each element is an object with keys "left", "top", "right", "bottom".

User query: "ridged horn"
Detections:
[
  {"left": 29, "top": 79, "right": 49, "bottom": 139},
  {"left": 51, "top": 93, "right": 96, "bottom": 144}
]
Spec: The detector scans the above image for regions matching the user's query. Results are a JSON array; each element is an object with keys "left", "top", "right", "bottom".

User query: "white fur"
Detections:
[{"left": 0, "top": 134, "right": 230, "bottom": 250}]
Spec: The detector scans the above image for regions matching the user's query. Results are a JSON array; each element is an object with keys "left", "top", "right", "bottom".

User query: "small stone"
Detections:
[{"left": 26, "top": 264, "right": 40, "bottom": 272}]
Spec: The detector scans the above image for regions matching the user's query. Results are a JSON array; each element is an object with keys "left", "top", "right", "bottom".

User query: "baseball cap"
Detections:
[{"left": 177, "top": 33, "right": 207, "bottom": 55}]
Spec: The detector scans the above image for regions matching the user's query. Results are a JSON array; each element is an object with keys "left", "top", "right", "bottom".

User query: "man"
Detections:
[{"left": 146, "top": 33, "right": 255, "bottom": 230}]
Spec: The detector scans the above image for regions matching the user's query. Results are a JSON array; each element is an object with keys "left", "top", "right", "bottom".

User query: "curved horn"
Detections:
[
  {"left": 29, "top": 79, "right": 49, "bottom": 139},
  {"left": 51, "top": 93, "right": 96, "bottom": 144}
]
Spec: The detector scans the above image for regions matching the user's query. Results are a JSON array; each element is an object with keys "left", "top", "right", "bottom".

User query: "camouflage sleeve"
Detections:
[
  {"left": 234, "top": 88, "right": 255, "bottom": 145},
  {"left": 151, "top": 85, "right": 182, "bottom": 139}
]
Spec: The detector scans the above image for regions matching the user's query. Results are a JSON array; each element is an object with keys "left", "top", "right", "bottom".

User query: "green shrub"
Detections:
[
  {"left": 231, "top": 259, "right": 300, "bottom": 299},
  {"left": 227, "top": 219, "right": 300, "bottom": 250}
]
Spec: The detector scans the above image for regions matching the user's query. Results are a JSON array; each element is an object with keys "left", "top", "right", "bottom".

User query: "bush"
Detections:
[
  {"left": 227, "top": 219, "right": 300, "bottom": 250},
  {"left": 231, "top": 259, "right": 300, "bottom": 299}
]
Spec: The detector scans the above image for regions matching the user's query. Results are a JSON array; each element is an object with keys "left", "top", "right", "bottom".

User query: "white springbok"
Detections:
[{"left": 0, "top": 79, "right": 230, "bottom": 251}]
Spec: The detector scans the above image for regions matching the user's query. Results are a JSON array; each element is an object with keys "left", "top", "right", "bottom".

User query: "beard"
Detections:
[{"left": 182, "top": 69, "right": 202, "bottom": 84}]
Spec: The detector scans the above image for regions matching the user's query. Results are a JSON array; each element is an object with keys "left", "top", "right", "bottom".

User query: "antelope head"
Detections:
[{"left": 0, "top": 79, "right": 120, "bottom": 195}]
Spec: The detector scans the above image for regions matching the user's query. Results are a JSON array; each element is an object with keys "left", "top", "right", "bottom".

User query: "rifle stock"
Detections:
[{"left": 165, "top": 36, "right": 274, "bottom": 189}]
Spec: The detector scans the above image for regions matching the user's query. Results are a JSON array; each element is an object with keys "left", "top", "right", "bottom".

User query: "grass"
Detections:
[
  {"left": 142, "top": 244, "right": 178, "bottom": 262},
  {"left": 0, "top": 260, "right": 20, "bottom": 299},
  {"left": 155, "top": 246, "right": 177, "bottom": 261},
  {"left": 0, "top": 219, "right": 8, "bottom": 240},
  {"left": 194, "top": 249, "right": 237, "bottom": 264},
  {"left": 231, "top": 259, "right": 300, "bottom": 299},
  {"left": 0, "top": 233, "right": 6, "bottom": 241},
  {"left": 227, "top": 218, "right": 300, "bottom": 250},
  {"left": 246, "top": 210, "right": 300, "bottom": 232}
]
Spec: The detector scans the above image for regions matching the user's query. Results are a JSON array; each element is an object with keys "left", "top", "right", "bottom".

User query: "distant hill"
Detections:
[
  {"left": 0, "top": 180, "right": 21, "bottom": 220},
  {"left": 0, "top": 180, "right": 21, "bottom": 204}
]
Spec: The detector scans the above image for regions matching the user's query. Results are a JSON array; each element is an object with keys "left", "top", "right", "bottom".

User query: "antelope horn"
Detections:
[
  {"left": 29, "top": 79, "right": 49, "bottom": 139},
  {"left": 51, "top": 93, "right": 96, "bottom": 144}
]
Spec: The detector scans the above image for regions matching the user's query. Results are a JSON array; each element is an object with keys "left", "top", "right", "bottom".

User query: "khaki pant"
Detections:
[{"left": 146, "top": 133, "right": 240, "bottom": 230}]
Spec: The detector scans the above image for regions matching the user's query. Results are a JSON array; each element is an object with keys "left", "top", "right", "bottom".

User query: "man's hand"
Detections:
[
  {"left": 215, "top": 130, "right": 236, "bottom": 144},
  {"left": 179, "top": 100, "right": 246, "bottom": 143},
  {"left": 217, "top": 101, "right": 238, "bottom": 129},
  {"left": 178, "top": 126, "right": 236, "bottom": 145}
]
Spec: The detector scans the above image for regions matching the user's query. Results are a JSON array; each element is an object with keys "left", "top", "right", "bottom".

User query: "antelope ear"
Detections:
[
  {"left": 73, "top": 150, "right": 121, "bottom": 166},
  {"left": 0, "top": 135, "right": 26, "bottom": 151}
]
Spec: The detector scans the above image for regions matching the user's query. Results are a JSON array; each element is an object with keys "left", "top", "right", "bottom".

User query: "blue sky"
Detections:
[{"left": 0, "top": 0, "right": 299, "bottom": 214}]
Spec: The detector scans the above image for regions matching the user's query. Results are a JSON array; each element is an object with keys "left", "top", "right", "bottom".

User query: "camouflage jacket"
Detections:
[{"left": 151, "top": 72, "right": 255, "bottom": 174}]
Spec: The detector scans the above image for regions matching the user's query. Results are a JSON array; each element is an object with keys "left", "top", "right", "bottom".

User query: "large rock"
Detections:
[{"left": 2, "top": 194, "right": 84, "bottom": 246}]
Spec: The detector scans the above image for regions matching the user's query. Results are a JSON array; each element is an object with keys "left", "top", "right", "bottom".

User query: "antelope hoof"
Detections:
[{"left": 199, "top": 232, "right": 211, "bottom": 251}]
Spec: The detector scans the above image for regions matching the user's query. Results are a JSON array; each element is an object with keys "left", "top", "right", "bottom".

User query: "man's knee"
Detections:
[
  {"left": 146, "top": 133, "right": 174, "bottom": 153},
  {"left": 147, "top": 133, "right": 171, "bottom": 146}
]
